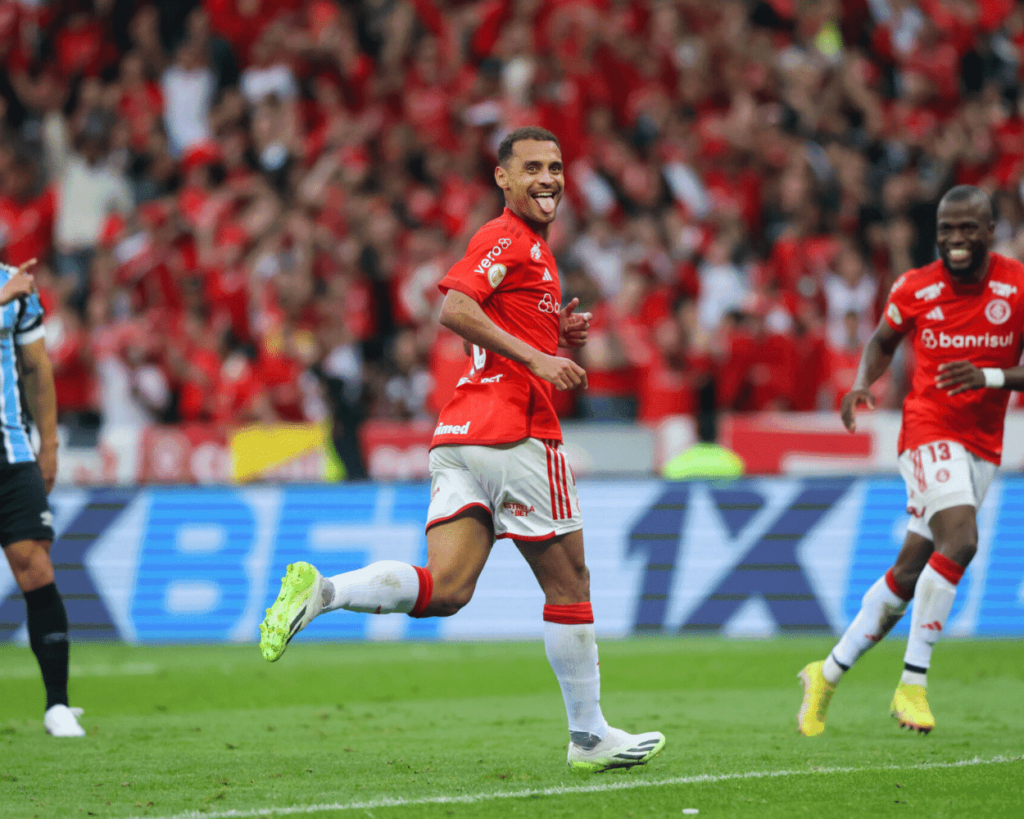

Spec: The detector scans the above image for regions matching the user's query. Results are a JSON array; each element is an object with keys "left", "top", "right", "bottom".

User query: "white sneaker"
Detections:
[
  {"left": 259, "top": 562, "right": 325, "bottom": 662},
  {"left": 44, "top": 705, "right": 86, "bottom": 737},
  {"left": 567, "top": 726, "right": 666, "bottom": 771}
]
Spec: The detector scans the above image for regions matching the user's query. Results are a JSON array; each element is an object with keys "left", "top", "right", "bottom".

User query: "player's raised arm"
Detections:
[
  {"left": 439, "top": 289, "right": 588, "bottom": 391},
  {"left": 840, "top": 316, "right": 904, "bottom": 432}
]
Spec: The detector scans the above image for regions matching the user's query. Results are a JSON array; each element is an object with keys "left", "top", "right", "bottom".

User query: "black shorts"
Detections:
[{"left": 0, "top": 461, "right": 54, "bottom": 548}]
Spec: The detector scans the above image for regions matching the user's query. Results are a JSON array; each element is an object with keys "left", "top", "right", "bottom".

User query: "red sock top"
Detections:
[
  {"left": 928, "top": 552, "right": 966, "bottom": 585},
  {"left": 409, "top": 566, "right": 433, "bottom": 617},
  {"left": 885, "top": 568, "right": 914, "bottom": 602},
  {"left": 543, "top": 602, "right": 594, "bottom": 625}
]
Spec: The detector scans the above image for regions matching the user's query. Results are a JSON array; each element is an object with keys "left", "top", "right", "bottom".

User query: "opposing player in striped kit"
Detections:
[
  {"left": 798, "top": 186, "right": 1024, "bottom": 736},
  {"left": 261, "top": 127, "right": 665, "bottom": 771},
  {"left": 0, "top": 259, "right": 84, "bottom": 737}
]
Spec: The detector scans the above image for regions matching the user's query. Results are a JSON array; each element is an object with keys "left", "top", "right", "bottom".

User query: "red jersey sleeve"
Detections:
[
  {"left": 438, "top": 226, "right": 522, "bottom": 304},
  {"left": 883, "top": 272, "right": 918, "bottom": 335}
]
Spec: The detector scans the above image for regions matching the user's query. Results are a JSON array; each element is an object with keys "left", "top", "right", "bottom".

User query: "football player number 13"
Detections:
[{"left": 926, "top": 443, "right": 952, "bottom": 462}]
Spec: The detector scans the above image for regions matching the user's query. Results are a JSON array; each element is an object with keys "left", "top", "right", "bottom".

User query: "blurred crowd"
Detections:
[{"left": 3, "top": 0, "right": 1024, "bottom": 474}]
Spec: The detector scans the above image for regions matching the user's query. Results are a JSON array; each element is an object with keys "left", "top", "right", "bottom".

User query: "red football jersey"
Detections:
[
  {"left": 883, "top": 253, "right": 1024, "bottom": 463},
  {"left": 432, "top": 208, "right": 563, "bottom": 447}
]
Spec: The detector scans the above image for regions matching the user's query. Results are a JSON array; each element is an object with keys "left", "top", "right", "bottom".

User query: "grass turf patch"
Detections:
[{"left": 1, "top": 637, "right": 1022, "bottom": 818}]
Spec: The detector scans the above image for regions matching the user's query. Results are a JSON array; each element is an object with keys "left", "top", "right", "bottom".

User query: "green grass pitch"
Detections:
[{"left": 1, "top": 637, "right": 1022, "bottom": 818}]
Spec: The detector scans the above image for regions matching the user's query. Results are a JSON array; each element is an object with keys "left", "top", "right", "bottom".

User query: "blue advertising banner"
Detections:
[{"left": 1, "top": 478, "right": 1021, "bottom": 643}]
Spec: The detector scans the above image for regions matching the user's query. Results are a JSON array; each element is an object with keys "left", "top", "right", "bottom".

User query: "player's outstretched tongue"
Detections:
[{"left": 536, "top": 194, "right": 555, "bottom": 214}]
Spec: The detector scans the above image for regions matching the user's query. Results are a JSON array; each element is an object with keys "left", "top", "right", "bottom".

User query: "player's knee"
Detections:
[
  {"left": 939, "top": 540, "right": 976, "bottom": 567},
  {"left": 428, "top": 585, "right": 475, "bottom": 617},
  {"left": 428, "top": 596, "right": 469, "bottom": 617},
  {"left": 5, "top": 541, "right": 52, "bottom": 587},
  {"left": 890, "top": 565, "right": 921, "bottom": 593}
]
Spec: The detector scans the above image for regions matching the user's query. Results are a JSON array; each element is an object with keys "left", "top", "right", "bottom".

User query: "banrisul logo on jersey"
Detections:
[
  {"left": 920, "top": 329, "right": 1015, "bottom": 349},
  {"left": 985, "top": 299, "right": 1011, "bottom": 325}
]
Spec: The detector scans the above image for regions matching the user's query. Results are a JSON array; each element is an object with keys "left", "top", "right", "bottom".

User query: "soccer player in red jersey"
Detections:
[
  {"left": 798, "top": 186, "right": 1024, "bottom": 737},
  {"left": 260, "top": 127, "right": 665, "bottom": 771}
]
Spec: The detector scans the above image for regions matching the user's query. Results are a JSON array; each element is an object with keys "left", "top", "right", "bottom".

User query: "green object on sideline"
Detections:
[{"left": 662, "top": 442, "right": 745, "bottom": 480}]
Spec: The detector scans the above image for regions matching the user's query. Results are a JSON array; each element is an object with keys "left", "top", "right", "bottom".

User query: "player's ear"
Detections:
[{"left": 494, "top": 165, "right": 508, "bottom": 190}]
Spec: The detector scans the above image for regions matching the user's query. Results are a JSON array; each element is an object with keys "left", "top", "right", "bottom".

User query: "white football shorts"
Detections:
[
  {"left": 898, "top": 439, "right": 996, "bottom": 538},
  {"left": 426, "top": 438, "right": 582, "bottom": 541}
]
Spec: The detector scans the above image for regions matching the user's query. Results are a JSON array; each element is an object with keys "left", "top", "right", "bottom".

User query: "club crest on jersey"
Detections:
[
  {"left": 488, "top": 263, "right": 507, "bottom": 289},
  {"left": 985, "top": 298, "right": 1011, "bottom": 325},
  {"left": 990, "top": 281, "right": 1018, "bottom": 298},
  {"left": 887, "top": 303, "right": 903, "bottom": 325},
  {"left": 530, "top": 241, "right": 542, "bottom": 261},
  {"left": 914, "top": 282, "right": 945, "bottom": 301}
]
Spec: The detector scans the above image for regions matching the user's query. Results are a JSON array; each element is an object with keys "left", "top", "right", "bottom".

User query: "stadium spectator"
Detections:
[
  {"left": 798, "top": 186, "right": 1024, "bottom": 737},
  {"left": 161, "top": 39, "right": 216, "bottom": 158},
  {"left": 45, "top": 110, "right": 133, "bottom": 312}
]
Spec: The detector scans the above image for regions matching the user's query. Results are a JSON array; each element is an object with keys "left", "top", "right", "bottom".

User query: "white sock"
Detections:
[
  {"left": 828, "top": 572, "right": 910, "bottom": 683},
  {"left": 322, "top": 561, "right": 422, "bottom": 614},
  {"left": 543, "top": 619, "right": 609, "bottom": 743},
  {"left": 903, "top": 562, "right": 959, "bottom": 677}
]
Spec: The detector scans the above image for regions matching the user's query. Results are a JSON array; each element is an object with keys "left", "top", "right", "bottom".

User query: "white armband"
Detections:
[{"left": 982, "top": 368, "right": 1006, "bottom": 389}]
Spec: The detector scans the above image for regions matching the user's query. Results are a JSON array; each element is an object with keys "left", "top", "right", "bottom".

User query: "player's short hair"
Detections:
[
  {"left": 497, "top": 127, "right": 561, "bottom": 166},
  {"left": 940, "top": 185, "right": 993, "bottom": 223}
]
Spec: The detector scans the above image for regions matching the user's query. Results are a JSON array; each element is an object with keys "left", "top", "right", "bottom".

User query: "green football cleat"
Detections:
[
  {"left": 259, "top": 562, "right": 324, "bottom": 662},
  {"left": 891, "top": 682, "right": 935, "bottom": 734},
  {"left": 797, "top": 660, "right": 836, "bottom": 737},
  {"left": 567, "top": 727, "right": 666, "bottom": 772}
]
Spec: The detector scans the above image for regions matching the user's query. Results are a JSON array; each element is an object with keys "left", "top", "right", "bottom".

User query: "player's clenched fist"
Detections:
[
  {"left": 531, "top": 353, "right": 588, "bottom": 391},
  {"left": 840, "top": 388, "right": 875, "bottom": 432},
  {"left": 0, "top": 258, "right": 38, "bottom": 306},
  {"left": 935, "top": 360, "right": 984, "bottom": 396}
]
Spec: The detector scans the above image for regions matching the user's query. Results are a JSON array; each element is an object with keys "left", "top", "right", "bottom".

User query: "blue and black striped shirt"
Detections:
[{"left": 0, "top": 263, "right": 46, "bottom": 464}]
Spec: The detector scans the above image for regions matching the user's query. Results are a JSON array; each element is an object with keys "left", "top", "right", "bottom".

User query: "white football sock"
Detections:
[
  {"left": 322, "top": 561, "right": 422, "bottom": 614},
  {"left": 827, "top": 573, "right": 910, "bottom": 683},
  {"left": 903, "top": 562, "right": 959, "bottom": 678},
  {"left": 543, "top": 620, "right": 609, "bottom": 742}
]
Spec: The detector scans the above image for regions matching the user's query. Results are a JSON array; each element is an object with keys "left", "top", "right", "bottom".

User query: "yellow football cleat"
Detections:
[
  {"left": 797, "top": 660, "right": 836, "bottom": 737},
  {"left": 891, "top": 682, "right": 935, "bottom": 734},
  {"left": 259, "top": 562, "right": 324, "bottom": 662}
]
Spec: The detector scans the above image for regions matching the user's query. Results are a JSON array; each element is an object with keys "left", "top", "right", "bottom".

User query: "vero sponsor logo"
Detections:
[
  {"left": 473, "top": 237, "right": 513, "bottom": 277},
  {"left": 434, "top": 421, "right": 471, "bottom": 436}
]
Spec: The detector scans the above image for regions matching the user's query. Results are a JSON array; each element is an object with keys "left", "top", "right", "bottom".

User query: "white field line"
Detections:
[{"left": 130, "top": 753, "right": 1022, "bottom": 819}]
